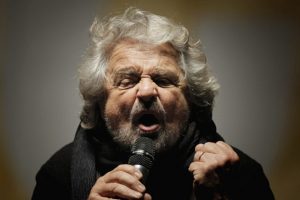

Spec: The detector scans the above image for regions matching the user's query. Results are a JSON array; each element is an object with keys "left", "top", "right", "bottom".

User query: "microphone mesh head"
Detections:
[
  {"left": 128, "top": 154, "right": 153, "bottom": 169},
  {"left": 128, "top": 136, "right": 155, "bottom": 168},
  {"left": 131, "top": 136, "right": 155, "bottom": 158}
]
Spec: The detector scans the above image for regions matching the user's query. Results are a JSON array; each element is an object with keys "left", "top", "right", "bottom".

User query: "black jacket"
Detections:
[{"left": 32, "top": 121, "right": 274, "bottom": 200}]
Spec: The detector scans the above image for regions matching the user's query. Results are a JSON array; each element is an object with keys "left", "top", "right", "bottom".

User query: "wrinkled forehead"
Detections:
[
  {"left": 112, "top": 38, "right": 179, "bottom": 56},
  {"left": 105, "top": 38, "right": 183, "bottom": 74}
]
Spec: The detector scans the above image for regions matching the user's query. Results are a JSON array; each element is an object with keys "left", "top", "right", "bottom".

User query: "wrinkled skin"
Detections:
[
  {"left": 103, "top": 39, "right": 189, "bottom": 152},
  {"left": 88, "top": 39, "right": 239, "bottom": 199}
]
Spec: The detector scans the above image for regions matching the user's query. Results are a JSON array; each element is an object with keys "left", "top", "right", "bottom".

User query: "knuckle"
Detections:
[
  {"left": 204, "top": 142, "right": 214, "bottom": 147},
  {"left": 111, "top": 183, "right": 122, "bottom": 194},
  {"left": 189, "top": 162, "right": 199, "bottom": 172},
  {"left": 144, "top": 193, "right": 152, "bottom": 200},
  {"left": 203, "top": 163, "right": 213, "bottom": 173},
  {"left": 210, "top": 159, "right": 220, "bottom": 169},
  {"left": 88, "top": 193, "right": 98, "bottom": 200},
  {"left": 194, "top": 151, "right": 201, "bottom": 160},
  {"left": 194, "top": 172, "right": 205, "bottom": 182},
  {"left": 218, "top": 154, "right": 228, "bottom": 165},
  {"left": 116, "top": 171, "right": 126, "bottom": 179},
  {"left": 112, "top": 171, "right": 131, "bottom": 183},
  {"left": 115, "top": 164, "right": 129, "bottom": 171},
  {"left": 195, "top": 143, "right": 204, "bottom": 150},
  {"left": 96, "top": 176, "right": 106, "bottom": 184},
  {"left": 219, "top": 153, "right": 227, "bottom": 160},
  {"left": 232, "top": 152, "right": 240, "bottom": 162},
  {"left": 216, "top": 141, "right": 225, "bottom": 145}
]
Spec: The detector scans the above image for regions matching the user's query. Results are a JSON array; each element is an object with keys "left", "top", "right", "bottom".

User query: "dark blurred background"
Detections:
[{"left": 0, "top": 0, "right": 299, "bottom": 199}]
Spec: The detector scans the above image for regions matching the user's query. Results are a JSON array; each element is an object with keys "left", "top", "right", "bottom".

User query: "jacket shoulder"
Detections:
[
  {"left": 45, "top": 142, "right": 74, "bottom": 172},
  {"left": 32, "top": 143, "right": 74, "bottom": 200},
  {"left": 227, "top": 147, "right": 275, "bottom": 199}
]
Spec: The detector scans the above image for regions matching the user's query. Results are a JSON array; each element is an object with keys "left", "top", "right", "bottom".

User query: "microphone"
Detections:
[{"left": 128, "top": 136, "right": 155, "bottom": 184}]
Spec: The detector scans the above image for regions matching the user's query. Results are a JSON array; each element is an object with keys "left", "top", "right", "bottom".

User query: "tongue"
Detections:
[
  {"left": 138, "top": 114, "right": 160, "bottom": 132},
  {"left": 138, "top": 124, "right": 160, "bottom": 132}
]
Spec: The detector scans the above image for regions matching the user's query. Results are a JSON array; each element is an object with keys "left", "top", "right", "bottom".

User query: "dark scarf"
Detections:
[{"left": 70, "top": 112, "right": 223, "bottom": 200}]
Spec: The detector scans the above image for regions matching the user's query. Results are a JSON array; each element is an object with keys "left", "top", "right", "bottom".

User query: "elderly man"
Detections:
[{"left": 32, "top": 7, "right": 274, "bottom": 200}]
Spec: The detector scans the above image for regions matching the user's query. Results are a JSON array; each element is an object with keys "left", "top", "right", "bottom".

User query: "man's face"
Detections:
[{"left": 103, "top": 39, "right": 190, "bottom": 152}]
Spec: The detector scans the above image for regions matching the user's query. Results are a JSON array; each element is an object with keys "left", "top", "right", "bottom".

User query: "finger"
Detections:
[
  {"left": 188, "top": 162, "right": 209, "bottom": 183},
  {"left": 192, "top": 151, "right": 233, "bottom": 174},
  {"left": 196, "top": 142, "right": 239, "bottom": 164},
  {"left": 101, "top": 171, "right": 145, "bottom": 193},
  {"left": 87, "top": 191, "right": 102, "bottom": 200},
  {"left": 195, "top": 143, "right": 204, "bottom": 152},
  {"left": 189, "top": 160, "right": 202, "bottom": 172},
  {"left": 144, "top": 193, "right": 152, "bottom": 200},
  {"left": 216, "top": 141, "right": 239, "bottom": 162},
  {"left": 198, "top": 145, "right": 239, "bottom": 168},
  {"left": 92, "top": 182, "right": 143, "bottom": 199},
  {"left": 88, "top": 193, "right": 119, "bottom": 200},
  {"left": 193, "top": 170, "right": 206, "bottom": 184},
  {"left": 193, "top": 171, "right": 220, "bottom": 186},
  {"left": 189, "top": 161, "right": 222, "bottom": 186},
  {"left": 195, "top": 142, "right": 224, "bottom": 154},
  {"left": 215, "top": 141, "right": 234, "bottom": 154},
  {"left": 199, "top": 151, "right": 224, "bottom": 168},
  {"left": 194, "top": 143, "right": 224, "bottom": 164},
  {"left": 111, "top": 164, "right": 143, "bottom": 179},
  {"left": 189, "top": 160, "right": 210, "bottom": 172},
  {"left": 193, "top": 150, "right": 205, "bottom": 162}
]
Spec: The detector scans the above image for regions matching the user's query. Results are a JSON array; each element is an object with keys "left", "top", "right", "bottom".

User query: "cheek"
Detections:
[
  {"left": 104, "top": 90, "right": 137, "bottom": 118},
  {"left": 158, "top": 89, "right": 189, "bottom": 119}
]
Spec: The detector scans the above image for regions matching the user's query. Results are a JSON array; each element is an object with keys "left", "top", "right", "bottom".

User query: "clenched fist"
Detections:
[{"left": 188, "top": 141, "right": 239, "bottom": 187}]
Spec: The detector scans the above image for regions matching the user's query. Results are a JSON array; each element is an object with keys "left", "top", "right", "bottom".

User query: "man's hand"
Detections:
[
  {"left": 88, "top": 164, "right": 152, "bottom": 200},
  {"left": 188, "top": 141, "right": 239, "bottom": 187}
]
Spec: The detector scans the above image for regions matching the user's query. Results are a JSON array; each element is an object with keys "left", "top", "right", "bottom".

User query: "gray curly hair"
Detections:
[{"left": 78, "top": 7, "right": 219, "bottom": 128}]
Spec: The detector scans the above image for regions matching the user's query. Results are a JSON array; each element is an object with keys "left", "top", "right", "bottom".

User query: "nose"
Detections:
[{"left": 136, "top": 75, "right": 158, "bottom": 103}]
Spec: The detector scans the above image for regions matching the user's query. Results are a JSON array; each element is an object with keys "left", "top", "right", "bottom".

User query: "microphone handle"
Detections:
[{"left": 133, "top": 164, "right": 149, "bottom": 184}]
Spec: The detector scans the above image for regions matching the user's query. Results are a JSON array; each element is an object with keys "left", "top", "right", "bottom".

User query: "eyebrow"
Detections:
[
  {"left": 114, "top": 65, "right": 183, "bottom": 77},
  {"left": 152, "top": 68, "right": 175, "bottom": 75},
  {"left": 113, "top": 66, "right": 140, "bottom": 76},
  {"left": 111, "top": 67, "right": 141, "bottom": 82},
  {"left": 114, "top": 66, "right": 178, "bottom": 76}
]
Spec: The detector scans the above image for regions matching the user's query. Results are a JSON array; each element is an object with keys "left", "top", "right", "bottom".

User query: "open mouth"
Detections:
[
  {"left": 135, "top": 113, "right": 161, "bottom": 133},
  {"left": 138, "top": 114, "right": 159, "bottom": 126}
]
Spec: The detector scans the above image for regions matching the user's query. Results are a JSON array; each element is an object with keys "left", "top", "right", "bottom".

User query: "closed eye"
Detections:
[
  {"left": 153, "top": 77, "right": 177, "bottom": 87},
  {"left": 117, "top": 78, "right": 139, "bottom": 89}
]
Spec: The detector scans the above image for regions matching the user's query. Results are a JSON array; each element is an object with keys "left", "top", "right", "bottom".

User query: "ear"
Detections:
[
  {"left": 80, "top": 101, "right": 99, "bottom": 129},
  {"left": 80, "top": 87, "right": 108, "bottom": 129},
  {"left": 189, "top": 103, "right": 213, "bottom": 124}
]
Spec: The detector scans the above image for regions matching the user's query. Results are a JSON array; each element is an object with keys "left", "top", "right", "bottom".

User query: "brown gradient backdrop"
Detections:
[{"left": 0, "top": 0, "right": 299, "bottom": 199}]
